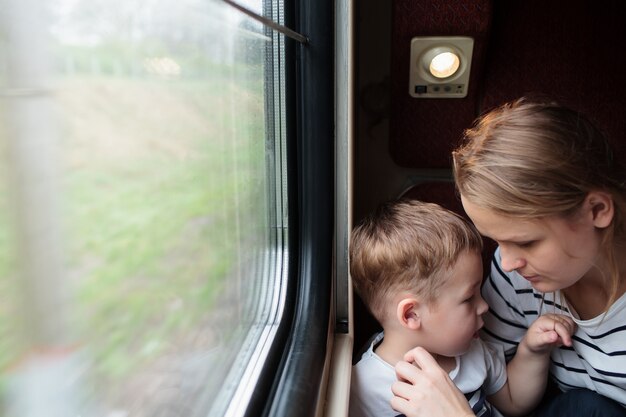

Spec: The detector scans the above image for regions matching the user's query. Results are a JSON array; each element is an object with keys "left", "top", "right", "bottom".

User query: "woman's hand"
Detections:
[{"left": 391, "top": 346, "right": 473, "bottom": 417}]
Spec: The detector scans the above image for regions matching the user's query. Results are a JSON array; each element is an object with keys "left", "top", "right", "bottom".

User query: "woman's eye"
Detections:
[{"left": 518, "top": 241, "right": 535, "bottom": 248}]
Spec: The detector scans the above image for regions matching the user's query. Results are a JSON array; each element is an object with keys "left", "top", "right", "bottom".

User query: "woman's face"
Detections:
[{"left": 461, "top": 195, "right": 605, "bottom": 292}]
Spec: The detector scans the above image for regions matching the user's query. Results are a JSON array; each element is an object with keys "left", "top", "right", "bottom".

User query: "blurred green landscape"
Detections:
[
  {"left": 0, "top": 57, "right": 266, "bottom": 388},
  {"left": 0, "top": 1, "right": 272, "bottom": 414}
]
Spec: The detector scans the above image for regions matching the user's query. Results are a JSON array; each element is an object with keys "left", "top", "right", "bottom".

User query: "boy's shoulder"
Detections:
[
  {"left": 460, "top": 338, "right": 506, "bottom": 375},
  {"left": 466, "top": 338, "right": 505, "bottom": 360},
  {"left": 454, "top": 339, "right": 507, "bottom": 397},
  {"left": 353, "top": 332, "right": 384, "bottom": 365},
  {"left": 350, "top": 332, "right": 397, "bottom": 417}
]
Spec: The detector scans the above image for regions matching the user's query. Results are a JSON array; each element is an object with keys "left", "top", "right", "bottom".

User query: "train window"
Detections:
[{"left": 0, "top": 0, "right": 294, "bottom": 415}]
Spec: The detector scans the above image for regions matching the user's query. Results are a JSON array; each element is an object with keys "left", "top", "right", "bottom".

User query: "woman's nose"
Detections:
[
  {"left": 500, "top": 246, "right": 525, "bottom": 272},
  {"left": 477, "top": 296, "right": 489, "bottom": 316}
]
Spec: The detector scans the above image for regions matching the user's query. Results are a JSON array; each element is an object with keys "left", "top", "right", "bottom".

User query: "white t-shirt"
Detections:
[
  {"left": 349, "top": 332, "right": 507, "bottom": 417},
  {"left": 482, "top": 247, "right": 626, "bottom": 407}
]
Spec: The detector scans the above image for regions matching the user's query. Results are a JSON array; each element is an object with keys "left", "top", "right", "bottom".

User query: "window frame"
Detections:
[{"left": 241, "top": 0, "right": 336, "bottom": 416}]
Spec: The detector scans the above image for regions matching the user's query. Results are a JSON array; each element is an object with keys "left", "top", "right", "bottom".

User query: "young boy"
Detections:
[{"left": 349, "top": 199, "right": 575, "bottom": 417}]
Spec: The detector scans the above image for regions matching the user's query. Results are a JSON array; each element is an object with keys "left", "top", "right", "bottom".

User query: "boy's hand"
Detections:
[{"left": 522, "top": 314, "right": 576, "bottom": 354}]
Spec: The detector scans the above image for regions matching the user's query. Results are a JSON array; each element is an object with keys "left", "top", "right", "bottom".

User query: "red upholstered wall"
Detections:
[
  {"left": 390, "top": 0, "right": 492, "bottom": 168},
  {"left": 480, "top": 0, "right": 626, "bottom": 157},
  {"left": 390, "top": 0, "right": 626, "bottom": 170}
]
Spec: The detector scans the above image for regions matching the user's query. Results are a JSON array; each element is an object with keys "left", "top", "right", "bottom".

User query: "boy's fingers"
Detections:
[
  {"left": 550, "top": 315, "right": 576, "bottom": 346},
  {"left": 528, "top": 314, "right": 576, "bottom": 349},
  {"left": 564, "top": 317, "right": 576, "bottom": 333},
  {"left": 541, "top": 330, "right": 559, "bottom": 345},
  {"left": 535, "top": 314, "right": 559, "bottom": 332},
  {"left": 543, "top": 314, "right": 576, "bottom": 335},
  {"left": 554, "top": 322, "right": 574, "bottom": 346}
]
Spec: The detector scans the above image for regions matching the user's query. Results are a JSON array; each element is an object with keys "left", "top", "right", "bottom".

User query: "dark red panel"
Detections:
[
  {"left": 400, "top": 180, "right": 463, "bottom": 213},
  {"left": 390, "top": 0, "right": 492, "bottom": 168},
  {"left": 480, "top": 0, "right": 626, "bottom": 159}
]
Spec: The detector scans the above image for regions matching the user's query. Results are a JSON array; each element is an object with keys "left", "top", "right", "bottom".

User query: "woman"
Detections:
[{"left": 391, "top": 98, "right": 626, "bottom": 416}]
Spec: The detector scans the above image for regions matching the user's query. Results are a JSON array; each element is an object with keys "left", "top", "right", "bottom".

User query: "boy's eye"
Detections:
[{"left": 517, "top": 241, "right": 536, "bottom": 248}]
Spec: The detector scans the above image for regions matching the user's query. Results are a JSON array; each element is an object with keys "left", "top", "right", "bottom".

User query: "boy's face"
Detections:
[{"left": 419, "top": 250, "right": 487, "bottom": 357}]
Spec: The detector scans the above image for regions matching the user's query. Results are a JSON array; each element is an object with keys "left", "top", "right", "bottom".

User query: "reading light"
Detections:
[
  {"left": 429, "top": 51, "right": 460, "bottom": 78},
  {"left": 409, "top": 36, "right": 474, "bottom": 98}
]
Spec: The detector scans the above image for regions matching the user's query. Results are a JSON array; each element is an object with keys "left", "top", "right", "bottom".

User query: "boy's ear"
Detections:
[
  {"left": 397, "top": 297, "right": 421, "bottom": 330},
  {"left": 586, "top": 191, "right": 614, "bottom": 229}
]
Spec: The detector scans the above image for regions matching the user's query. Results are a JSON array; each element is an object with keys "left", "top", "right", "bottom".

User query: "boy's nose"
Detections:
[{"left": 477, "top": 297, "right": 489, "bottom": 316}]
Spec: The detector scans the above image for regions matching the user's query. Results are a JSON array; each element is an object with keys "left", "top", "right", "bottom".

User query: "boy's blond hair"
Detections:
[{"left": 350, "top": 199, "right": 483, "bottom": 324}]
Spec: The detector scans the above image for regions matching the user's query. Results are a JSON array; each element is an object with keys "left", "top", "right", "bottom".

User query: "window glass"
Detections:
[{"left": 0, "top": 0, "right": 287, "bottom": 415}]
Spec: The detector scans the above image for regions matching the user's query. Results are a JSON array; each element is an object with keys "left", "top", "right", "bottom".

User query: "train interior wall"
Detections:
[{"left": 352, "top": 0, "right": 626, "bottom": 355}]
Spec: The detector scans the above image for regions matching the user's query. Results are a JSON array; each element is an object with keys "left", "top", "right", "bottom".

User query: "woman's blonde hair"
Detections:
[
  {"left": 453, "top": 97, "right": 626, "bottom": 308},
  {"left": 350, "top": 199, "right": 482, "bottom": 324}
]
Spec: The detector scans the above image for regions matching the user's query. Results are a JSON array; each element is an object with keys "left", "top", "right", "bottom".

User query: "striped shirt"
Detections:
[{"left": 481, "top": 247, "right": 626, "bottom": 407}]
